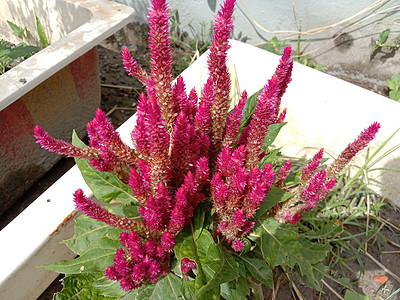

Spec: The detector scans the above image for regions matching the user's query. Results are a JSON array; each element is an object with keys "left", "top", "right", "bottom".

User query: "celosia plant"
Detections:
[{"left": 35, "top": 0, "right": 380, "bottom": 298}]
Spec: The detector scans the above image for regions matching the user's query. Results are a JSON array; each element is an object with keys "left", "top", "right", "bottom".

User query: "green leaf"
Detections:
[
  {"left": 387, "top": 79, "right": 398, "bottom": 91},
  {"left": 263, "top": 122, "right": 287, "bottom": 150},
  {"left": 252, "top": 218, "right": 331, "bottom": 291},
  {"left": 7, "top": 20, "right": 25, "bottom": 37},
  {"left": 130, "top": 273, "right": 185, "bottom": 300},
  {"left": 175, "top": 227, "right": 239, "bottom": 298},
  {"left": 40, "top": 243, "right": 118, "bottom": 274},
  {"left": 220, "top": 261, "right": 250, "bottom": 300},
  {"left": 7, "top": 43, "right": 39, "bottom": 59},
  {"left": 63, "top": 210, "right": 126, "bottom": 254},
  {"left": 239, "top": 88, "right": 263, "bottom": 133},
  {"left": 391, "top": 73, "right": 400, "bottom": 84},
  {"left": 389, "top": 89, "right": 400, "bottom": 101},
  {"left": 92, "top": 277, "right": 129, "bottom": 298},
  {"left": 241, "top": 257, "right": 273, "bottom": 288},
  {"left": 256, "top": 186, "right": 294, "bottom": 217},
  {"left": 302, "top": 220, "right": 342, "bottom": 239},
  {"left": 54, "top": 273, "right": 116, "bottom": 300},
  {"left": 379, "top": 29, "right": 390, "bottom": 44},
  {"left": 72, "top": 131, "right": 138, "bottom": 205},
  {"left": 36, "top": 15, "right": 49, "bottom": 48},
  {"left": 258, "top": 148, "right": 282, "bottom": 167},
  {"left": 344, "top": 289, "right": 369, "bottom": 300}
]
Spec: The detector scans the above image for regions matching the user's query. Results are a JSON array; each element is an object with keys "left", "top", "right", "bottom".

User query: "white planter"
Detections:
[
  {"left": 1, "top": 40, "right": 399, "bottom": 299},
  {"left": 0, "top": 0, "right": 134, "bottom": 216}
]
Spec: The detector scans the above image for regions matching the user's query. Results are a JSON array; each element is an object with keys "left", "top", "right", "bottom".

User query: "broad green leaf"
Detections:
[
  {"left": 387, "top": 79, "right": 398, "bottom": 91},
  {"left": 92, "top": 277, "right": 128, "bottom": 298},
  {"left": 193, "top": 203, "right": 207, "bottom": 240},
  {"left": 263, "top": 122, "right": 287, "bottom": 150},
  {"left": 389, "top": 89, "right": 400, "bottom": 101},
  {"left": 391, "top": 73, "right": 400, "bottom": 84},
  {"left": 258, "top": 148, "right": 281, "bottom": 167},
  {"left": 7, "top": 43, "right": 39, "bottom": 59},
  {"left": 344, "top": 290, "right": 369, "bottom": 300},
  {"left": 129, "top": 273, "right": 185, "bottom": 300},
  {"left": 40, "top": 243, "right": 118, "bottom": 274},
  {"left": 253, "top": 218, "right": 331, "bottom": 291},
  {"left": 7, "top": 21, "right": 25, "bottom": 37},
  {"left": 195, "top": 242, "right": 239, "bottom": 297},
  {"left": 72, "top": 130, "right": 138, "bottom": 205},
  {"left": 63, "top": 212, "right": 124, "bottom": 255},
  {"left": 36, "top": 15, "right": 49, "bottom": 48},
  {"left": 175, "top": 227, "right": 239, "bottom": 298},
  {"left": 378, "top": 28, "right": 390, "bottom": 44},
  {"left": 220, "top": 259, "right": 250, "bottom": 300},
  {"left": 54, "top": 273, "right": 116, "bottom": 300},
  {"left": 256, "top": 186, "right": 294, "bottom": 217},
  {"left": 241, "top": 257, "right": 273, "bottom": 288}
]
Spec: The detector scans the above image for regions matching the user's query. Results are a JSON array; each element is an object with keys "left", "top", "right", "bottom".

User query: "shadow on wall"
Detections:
[{"left": 2, "top": 0, "right": 90, "bottom": 46}]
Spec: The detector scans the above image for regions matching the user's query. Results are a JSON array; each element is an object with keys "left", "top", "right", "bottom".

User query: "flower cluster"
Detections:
[{"left": 33, "top": 0, "right": 380, "bottom": 292}]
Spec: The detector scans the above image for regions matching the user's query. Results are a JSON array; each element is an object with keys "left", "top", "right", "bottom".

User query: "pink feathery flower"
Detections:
[
  {"left": 143, "top": 96, "right": 171, "bottom": 188},
  {"left": 161, "top": 232, "right": 175, "bottom": 251},
  {"left": 172, "top": 76, "right": 196, "bottom": 120},
  {"left": 243, "top": 182, "right": 265, "bottom": 219},
  {"left": 222, "top": 90, "right": 247, "bottom": 150},
  {"left": 225, "top": 167, "right": 248, "bottom": 213},
  {"left": 274, "top": 45, "right": 293, "bottom": 110},
  {"left": 225, "top": 145, "right": 247, "bottom": 179},
  {"left": 285, "top": 212, "right": 302, "bottom": 225},
  {"left": 326, "top": 122, "right": 380, "bottom": 179},
  {"left": 261, "top": 163, "right": 275, "bottom": 192},
  {"left": 73, "top": 189, "right": 149, "bottom": 236},
  {"left": 89, "top": 108, "right": 138, "bottom": 166},
  {"left": 34, "top": 125, "right": 101, "bottom": 160},
  {"left": 301, "top": 148, "right": 324, "bottom": 183},
  {"left": 121, "top": 46, "right": 149, "bottom": 86},
  {"left": 276, "top": 108, "right": 287, "bottom": 123},
  {"left": 244, "top": 76, "right": 280, "bottom": 168},
  {"left": 170, "top": 112, "right": 197, "bottom": 185},
  {"left": 317, "top": 177, "right": 337, "bottom": 199},
  {"left": 274, "top": 159, "right": 292, "bottom": 187},
  {"left": 194, "top": 157, "right": 210, "bottom": 190},
  {"left": 222, "top": 208, "right": 247, "bottom": 241},
  {"left": 300, "top": 170, "right": 326, "bottom": 205},
  {"left": 211, "top": 172, "right": 228, "bottom": 215},
  {"left": 186, "top": 87, "right": 198, "bottom": 119},
  {"left": 147, "top": 0, "right": 175, "bottom": 130},
  {"left": 231, "top": 239, "right": 245, "bottom": 252},
  {"left": 181, "top": 257, "right": 196, "bottom": 275},
  {"left": 132, "top": 93, "right": 149, "bottom": 156},
  {"left": 208, "top": 0, "right": 235, "bottom": 154},
  {"left": 194, "top": 78, "right": 214, "bottom": 135}
]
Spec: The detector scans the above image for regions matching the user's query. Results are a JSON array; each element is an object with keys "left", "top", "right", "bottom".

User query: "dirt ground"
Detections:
[{"left": 2, "top": 22, "right": 399, "bottom": 299}]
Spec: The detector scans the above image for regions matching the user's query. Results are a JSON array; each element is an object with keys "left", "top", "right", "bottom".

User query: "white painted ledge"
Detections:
[
  {"left": 1, "top": 40, "right": 399, "bottom": 299},
  {"left": 0, "top": 0, "right": 135, "bottom": 111}
]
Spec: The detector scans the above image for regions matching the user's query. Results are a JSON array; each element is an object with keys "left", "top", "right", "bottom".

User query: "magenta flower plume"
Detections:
[
  {"left": 243, "top": 76, "right": 280, "bottom": 168},
  {"left": 121, "top": 46, "right": 149, "bottom": 86},
  {"left": 181, "top": 257, "right": 196, "bottom": 275},
  {"left": 301, "top": 148, "right": 324, "bottom": 183},
  {"left": 147, "top": 0, "right": 175, "bottom": 130},
  {"left": 105, "top": 231, "right": 169, "bottom": 290},
  {"left": 326, "top": 122, "right": 380, "bottom": 178},
  {"left": 231, "top": 239, "right": 245, "bottom": 252},
  {"left": 34, "top": 125, "right": 101, "bottom": 160},
  {"left": 222, "top": 90, "right": 247, "bottom": 150},
  {"left": 73, "top": 189, "right": 149, "bottom": 237},
  {"left": 208, "top": 0, "right": 235, "bottom": 155},
  {"left": 274, "top": 159, "right": 292, "bottom": 187},
  {"left": 88, "top": 108, "right": 138, "bottom": 166},
  {"left": 274, "top": 45, "right": 293, "bottom": 113}
]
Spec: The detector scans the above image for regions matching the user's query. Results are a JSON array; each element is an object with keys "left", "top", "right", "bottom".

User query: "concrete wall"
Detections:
[{"left": 116, "top": 0, "right": 400, "bottom": 94}]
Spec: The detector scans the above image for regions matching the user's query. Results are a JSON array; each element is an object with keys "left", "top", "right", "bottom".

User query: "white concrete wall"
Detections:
[{"left": 115, "top": 0, "right": 400, "bottom": 94}]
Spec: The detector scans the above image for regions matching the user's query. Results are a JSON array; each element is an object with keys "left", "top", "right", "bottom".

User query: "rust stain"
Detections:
[{"left": 49, "top": 210, "right": 77, "bottom": 236}]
